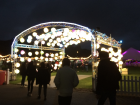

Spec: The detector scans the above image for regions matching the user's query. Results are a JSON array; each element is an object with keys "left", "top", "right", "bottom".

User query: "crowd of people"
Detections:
[{"left": 18, "top": 51, "right": 122, "bottom": 105}]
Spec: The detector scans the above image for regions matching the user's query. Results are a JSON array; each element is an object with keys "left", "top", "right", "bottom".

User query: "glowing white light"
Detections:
[
  {"left": 47, "top": 42, "right": 51, "bottom": 46},
  {"left": 21, "top": 50, "right": 25, "bottom": 55},
  {"left": 52, "top": 43, "right": 55, "bottom": 47},
  {"left": 57, "top": 38, "right": 61, "bottom": 42},
  {"left": 34, "top": 40, "right": 39, "bottom": 45},
  {"left": 57, "top": 31, "right": 62, "bottom": 36},
  {"left": 60, "top": 44, "right": 63, "bottom": 47},
  {"left": 15, "top": 63, "right": 20, "bottom": 67},
  {"left": 41, "top": 41, "right": 45, "bottom": 44},
  {"left": 20, "top": 57, "right": 25, "bottom": 62},
  {"left": 47, "top": 33, "right": 51, "bottom": 37},
  {"left": 119, "top": 61, "right": 123, "bottom": 65},
  {"left": 27, "top": 39, "right": 32, "bottom": 43},
  {"left": 54, "top": 40, "right": 57, "bottom": 44},
  {"left": 49, "top": 39, "right": 53, "bottom": 42},
  {"left": 32, "top": 32, "right": 37, "bottom": 37},
  {"left": 64, "top": 28, "right": 69, "bottom": 33},
  {"left": 63, "top": 32, "right": 67, "bottom": 36},
  {"left": 57, "top": 43, "right": 60, "bottom": 46},
  {"left": 40, "top": 56, "right": 44, "bottom": 60},
  {"left": 15, "top": 69, "right": 20, "bottom": 74},
  {"left": 60, "top": 61, "right": 62, "bottom": 65},
  {"left": 60, "top": 52, "right": 63, "bottom": 54},
  {"left": 28, "top": 58, "right": 31, "bottom": 62},
  {"left": 49, "top": 58, "right": 53, "bottom": 61},
  {"left": 20, "top": 37, "right": 25, "bottom": 43},
  {"left": 28, "top": 52, "right": 32, "bottom": 56},
  {"left": 45, "top": 53, "right": 49, "bottom": 57},
  {"left": 35, "top": 57, "right": 38, "bottom": 60},
  {"left": 96, "top": 44, "right": 100, "bottom": 49},
  {"left": 51, "top": 54, "right": 54, "bottom": 57},
  {"left": 76, "top": 30, "right": 80, "bottom": 35},
  {"left": 35, "top": 51, "right": 39, "bottom": 55},
  {"left": 45, "top": 58, "right": 48, "bottom": 61},
  {"left": 109, "top": 47, "right": 113, "bottom": 52},
  {"left": 40, "top": 51, "right": 44, "bottom": 55},
  {"left": 44, "top": 28, "right": 49, "bottom": 33},
  {"left": 65, "top": 45, "right": 68, "bottom": 48},
  {"left": 51, "top": 35, "right": 55, "bottom": 39},
  {"left": 51, "top": 28, "right": 56, "bottom": 32},
  {"left": 15, "top": 48, "right": 19, "bottom": 52},
  {"left": 36, "top": 35, "right": 40, "bottom": 39},
  {"left": 55, "top": 57, "right": 57, "bottom": 60},
  {"left": 44, "top": 36, "right": 48, "bottom": 40},
  {"left": 28, "top": 35, "right": 32, "bottom": 39},
  {"left": 60, "top": 55, "right": 63, "bottom": 59},
  {"left": 101, "top": 47, "right": 106, "bottom": 51},
  {"left": 109, "top": 53, "right": 112, "bottom": 58},
  {"left": 114, "top": 53, "right": 118, "bottom": 56},
  {"left": 81, "top": 39, "right": 85, "bottom": 42},
  {"left": 55, "top": 53, "right": 58, "bottom": 56},
  {"left": 40, "top": 34, "right": 45, "bottom": 39}
]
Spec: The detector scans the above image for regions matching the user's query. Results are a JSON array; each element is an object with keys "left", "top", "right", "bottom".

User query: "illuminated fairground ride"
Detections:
[{"left": 11, "top": 21, "right": 122, "bottom": 90}]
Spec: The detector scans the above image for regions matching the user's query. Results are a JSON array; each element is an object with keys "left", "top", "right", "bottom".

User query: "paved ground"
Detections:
[
  {"left": 0, "top": 84, "right": 140, "bottom": 105},
  {"left": 1, "top": 75, "right": 140, "bottom": 105}
]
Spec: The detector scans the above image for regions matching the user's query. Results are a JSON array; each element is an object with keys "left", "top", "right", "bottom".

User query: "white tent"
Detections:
[{"left": 122, "top": 47, "right": 140, "bottom": 60}]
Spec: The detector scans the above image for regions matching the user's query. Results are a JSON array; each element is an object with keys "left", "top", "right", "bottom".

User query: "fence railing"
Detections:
[{"left": 93, "top": 75, "right": 140, "bottom": 97}]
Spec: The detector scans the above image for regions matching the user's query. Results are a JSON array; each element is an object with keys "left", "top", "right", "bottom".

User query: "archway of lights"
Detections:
[{"left": 11, "top": 22, "right": 122, "bottom": 90}]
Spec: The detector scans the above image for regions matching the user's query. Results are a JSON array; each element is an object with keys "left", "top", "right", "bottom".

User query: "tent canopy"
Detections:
[{"left": 122, "top": 47, "right": 140, "bottom": 60}]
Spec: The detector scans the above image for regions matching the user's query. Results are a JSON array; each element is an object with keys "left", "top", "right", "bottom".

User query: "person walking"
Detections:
[
  {"left": 96, "top": 51, "right": 122, "bottom": 105},
  {"left": 19, "top": 61, "right": 27, "bottom": 87},
  {"left": 26, "top": 61, "right": 36, "bottom": 97},
  {"left": 54, "top": 58, "right": 79, "bottom": 105},
  {"left": 36, "top": 62, "right": 50, "bottom": 101}
]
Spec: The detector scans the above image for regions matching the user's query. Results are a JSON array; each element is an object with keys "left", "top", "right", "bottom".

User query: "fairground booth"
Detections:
[{"left": 11, "top": 21, "right": 122, "bottom": 91}]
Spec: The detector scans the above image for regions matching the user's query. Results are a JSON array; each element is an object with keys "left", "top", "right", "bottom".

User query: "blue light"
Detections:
[{"left": 120, "top": 40, "right": 123, "bottom": 43}]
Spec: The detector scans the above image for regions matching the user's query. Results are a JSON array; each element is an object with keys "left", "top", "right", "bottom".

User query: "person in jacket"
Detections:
[
  {"left": 54, "top": 58, "right": 79, "bottom": 105},
  {"left": 96, "top": 51, "right": 122, "bottom": 105},
  {"left": 19, "top": 61, "right": 27, "bottom": 87},
  {"left": 26, "top": 61, "right": 36, "bottom": 97},
  {"left": 36, "top": 62, "right": 50, "bottom": 101}
]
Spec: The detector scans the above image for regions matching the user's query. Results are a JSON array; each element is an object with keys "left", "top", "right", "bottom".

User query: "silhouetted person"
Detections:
[
  {"left": 54, "top": 58, "right": 79, "bottom": 105},
  {"left": 36, "top": 62, "right": 50, "bottom": 101},
  {"left": 19, "top": 61, "right": 27, "bottom": 87},
  {"left": 96, "top": 51, "right": 122, "bottom": 105},
  {"left": 73, "top": 60, "right": 78, "bottom": 72},
  {"left": 26, "top": 61, "right": 36, "bottom": 97}
]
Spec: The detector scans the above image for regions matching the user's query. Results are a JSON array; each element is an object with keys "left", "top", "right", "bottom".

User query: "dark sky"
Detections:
[{"left": 0, "top": 0, "right": 140, "bottom": 50}]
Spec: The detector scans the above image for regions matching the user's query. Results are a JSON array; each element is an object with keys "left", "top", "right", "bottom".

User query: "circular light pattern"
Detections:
[
  {"left": 35, "top": 51, "right": 39, "bottom": 55},
  {"left": 35, "top": 57, "right": 38, "bottom": 60},
  {"left": 55, "top": 53, "right": 58, "bottom": 56},
  {"left": 45, "top": 58, "right": 48, "bottom": 61},
  {"left": 15, "top": 48, "right": 19, "bottom": 52},
  {"left": 60, "top": 52, "right": 63, "bottom": 54},
  {"left": 36, "top": 35, "right": 40, "bottom": 39},
  {"left": 28, "top": 58, "right": 31, "bottom": 62},
  {"left": 40, "top": 51, "right": 44, "bottom": 55},
  {"left": 60, "top": 44, "right": 63, "bottom": 47},
  {"left": 41, "top": 41, "right": 45, "bottom": 44},
  {"left": 49, "top": 39, "right": 53, "bottom": 42},
  {"left": 15, "top": 63, "right": 20, "bottom": 67},
  {"left": 51, "top": 54, "right": 54, "bottom": 57},
  {"left": 45, "top": 53, "right": 49, "bottom": 57},
  {"left": 44, "top": 28, "right": 49, "bottom": 33},
  {"left": 28, "top": 35, "right": 32, "bottom": 39},
  {"left": 52, "top": 43, "right": 55, "bottom": 47},
  {"left": 51, "top": 35, "right": 55, "bottom": 39},
  {"left": 55, "top": 57, "right": 58, "bottom": 60},
  {"left": 64, "top": 28, "right": 69, "bottom": 33},
  {"left": 40, "top": 34, "right": 45, "bottom": 39},
  {"left": 32, "top": 32, "right": 37, "bottom": 37},
  {"left": 47, "top": 42, "right": 51, "bottom": 46},
  {"left": 27, "top": 39, "right": 32, "bottom": 43},
  {"left": 34, "top": 41, "right": 39, "bottom": 45},
  {"left": 51, "top": 28, "right": 56, "bottom": 32},
  {"left": 15, "top": 69, "right": 20, "bottom": 74},
  {"left": 20, "top": 37, "right": 25, "bottom": 43},
  {"left": 21, "top": 50, "right": 25, "bottom": 55},
  {"left": 40, "top": 56, "right": 44, "bottom": 60},
  {"left": 28, "top": 52, "right": 32, "bottom": 56},
  {"left": 20, "top": 57, "right": 25, "bottom": 62}
]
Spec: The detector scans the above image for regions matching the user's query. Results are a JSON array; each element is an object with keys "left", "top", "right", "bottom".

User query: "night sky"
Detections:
[{"left": 0, "top": 0, "right": 140, "bottom": 50}]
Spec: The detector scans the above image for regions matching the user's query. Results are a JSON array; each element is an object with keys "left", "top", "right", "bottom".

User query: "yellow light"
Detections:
[
  {"left": 55, "top": 57, "right": 57, "bottom": 60},
  {"left": 101, "top": 47, "right": 105, "bottom": 51},
  {"left": 15, "top": 48, "right": 19, "bottom": 52},
  {"left": 60, "top": 55, "right": 63, "bottom": 59},
  {"left": 44, "top": 28, "right": 49, "bottom": 33},
  {"left": 55, "top": 53, "right": 58, "bottom": 56},
  {"left": 35, "top": 57, "right": 38, "bottom": 60},
  {"left": 35, "top": 51, "right": 39, "bottom": 55},
  {"left": 49, "top": 39, "right": 53, "bottom": 42},
  {"left": 47, "top": 42, "right": 51, "bottom": 46},
  {"left": 97, "top": 44, "right": 100, "bottom": 49},
  {"left": 119, "top": 61, "right": 123, "bottom": 65},
  {"left": 15, "top": 63, "right": 20, "bottom": 67},
  {"left": 20, "top": 57, "right": 25, "bottom": 62},
  {"left": 40, "top": 51, "right": 44, "bottom": 55},
  {"left": 40, "top": 56, "right": 44, "bottom": 60},
  {"left": 60, "top": 52, "right": 63, "bottom": 54},
  {"left": 14, "top": 54, "right": 18, "bottom": 58},
  {"left": 20, "top": 37, "right": 25, "bottom": 43}
]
